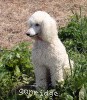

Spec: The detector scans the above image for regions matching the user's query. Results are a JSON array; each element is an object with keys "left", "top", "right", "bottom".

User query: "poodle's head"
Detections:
[{"left": 26, "top": 11, "right": 58, "bottom": 42}]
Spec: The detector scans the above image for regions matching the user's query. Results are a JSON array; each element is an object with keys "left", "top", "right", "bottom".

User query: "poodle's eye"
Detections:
[{"left": 35, "top": 23, "right": 39, "bottom": 27}]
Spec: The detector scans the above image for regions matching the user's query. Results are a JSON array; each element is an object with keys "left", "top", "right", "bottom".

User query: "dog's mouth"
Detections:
[
  {"left": 27, "top": 34, "right": 36, "bottom": 37},
  {"left": 26, "top": 33, "right": 43, "bottom": 41},
  {"left": 26, "top": 33, "right": 38, "bottom": 37}
]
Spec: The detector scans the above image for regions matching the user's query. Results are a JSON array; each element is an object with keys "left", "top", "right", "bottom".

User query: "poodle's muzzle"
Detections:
[
  {"left": 26, "top": 28, "right": 43, "bottom": 41},
  {"left": 26, "top": 23, "right": 41, "bottom": 36},
  {"left": 26, "top": 28, "right": 38, "bottom": 37}
]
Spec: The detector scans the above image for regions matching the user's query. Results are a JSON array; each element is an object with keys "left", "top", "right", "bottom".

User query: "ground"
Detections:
[{"left": 0, "top": 0, "right": 87, "bottom": 48}]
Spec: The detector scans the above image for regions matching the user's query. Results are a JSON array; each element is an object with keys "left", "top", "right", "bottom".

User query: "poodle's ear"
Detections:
[{"left": 41, "top": 17, "right": 58, "bottom": 42}]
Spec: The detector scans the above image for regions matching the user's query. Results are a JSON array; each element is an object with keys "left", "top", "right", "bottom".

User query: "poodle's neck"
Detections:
[{"left": 34, "top": 36, "right": 60, "bottom": 44}]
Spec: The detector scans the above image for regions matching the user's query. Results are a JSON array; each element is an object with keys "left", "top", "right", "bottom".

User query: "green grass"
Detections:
[
  {"left": 59, "top": 9, "right": 87, "bottom": 53},
  {"left": 0, "top": 42, "right": 34, "bottom": 100},
  {"left": 0, "top": 10, "right": 87, "bottom": 100}
]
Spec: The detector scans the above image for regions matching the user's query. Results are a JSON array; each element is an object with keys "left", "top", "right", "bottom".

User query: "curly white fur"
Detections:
[{"left": 26, "top": 11, "right": 73, "bottom": 90}]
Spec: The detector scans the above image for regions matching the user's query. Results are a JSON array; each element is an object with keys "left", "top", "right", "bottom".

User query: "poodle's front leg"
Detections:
[
  {"left": 50, "top": 67, "right": 64, "bottom": 87},
  {"left": 34, "top": 66, "right": 47, "bottom": 90}
]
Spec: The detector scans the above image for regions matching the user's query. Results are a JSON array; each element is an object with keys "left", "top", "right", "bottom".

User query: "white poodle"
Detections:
[{"left": 26, "top": 11, "right": 73, "bottom": 90}]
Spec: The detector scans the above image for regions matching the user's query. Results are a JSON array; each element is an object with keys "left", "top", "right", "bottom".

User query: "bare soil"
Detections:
[{"left": 0, "top": 0, "right": 87, "bottom": 48}]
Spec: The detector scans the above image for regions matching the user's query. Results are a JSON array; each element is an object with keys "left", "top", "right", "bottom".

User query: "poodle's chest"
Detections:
[
  {"left": 34, "top": 40, "right": 56, "bottom": 51},
  {"left": 32, "top": 43, "right": 54, "bottom": 57},
  {"left": 32, "top": 42, "right": 60, "bottom": 65}
]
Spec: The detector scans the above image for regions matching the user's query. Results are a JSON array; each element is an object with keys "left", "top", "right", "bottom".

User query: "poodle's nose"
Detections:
[
  {"left": 26, "top": 32, "right": 34, "bottom": 37},
  {"left": 26, "top": 32, "right": 30, "bottom": 36}
]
